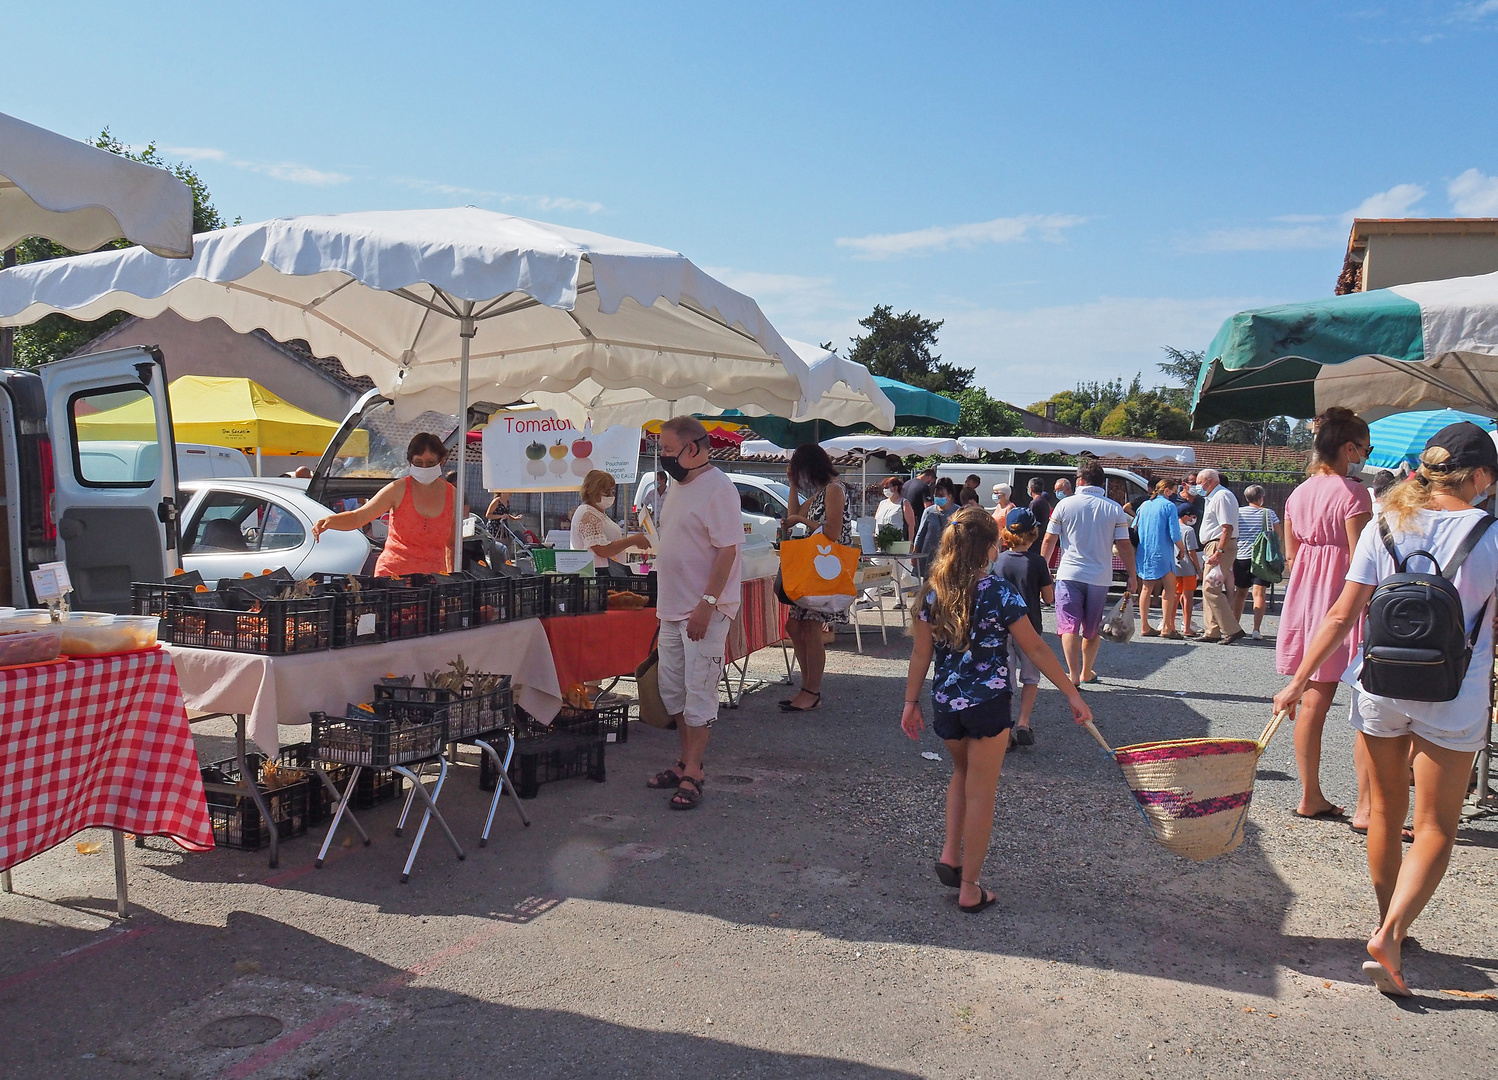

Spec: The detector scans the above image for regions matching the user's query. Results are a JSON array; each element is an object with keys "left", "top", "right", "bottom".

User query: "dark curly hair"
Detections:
[{"left": 788, "top": 443, "right": 838, "bottom": 487}]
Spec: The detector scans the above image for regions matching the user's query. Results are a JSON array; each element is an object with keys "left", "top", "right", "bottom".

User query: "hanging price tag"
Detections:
[{"left": 30, "top": 561, "right": 73, "bottom": 603}]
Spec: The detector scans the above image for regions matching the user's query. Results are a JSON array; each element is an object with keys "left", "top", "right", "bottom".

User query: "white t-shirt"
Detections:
[
  {"left": 655, "top": 466, "right": 743, "bottom": 621},
  {"left": 1343, "top": 508, "right": 1498, "bottom": 727},
  {"left": 1200, "top": 485, "right": 1240, "bottom": 546},
  {"left": 1235, "top": 504, "right": 1280, "bottom": 560},
  {"left": 1045, "top": 485, "right": 1130, "bottom": 587},
  {"left": 570, "top": 502, "right": 625, "bottom": 568}
]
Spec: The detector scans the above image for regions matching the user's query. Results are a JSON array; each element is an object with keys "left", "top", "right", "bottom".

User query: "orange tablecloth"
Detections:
[{"left": 541, "top": 608, "right": 659, "bottom": 689}]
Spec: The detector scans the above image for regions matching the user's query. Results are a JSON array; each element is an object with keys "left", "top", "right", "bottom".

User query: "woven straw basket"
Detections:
[{"left": 1084, "top": 713, "right": 1286, "bottom": 862}]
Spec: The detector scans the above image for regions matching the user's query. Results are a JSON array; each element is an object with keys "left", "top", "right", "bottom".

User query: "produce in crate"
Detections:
[{"left": 606, "top": 589, "right": 649, "bottom": 610}]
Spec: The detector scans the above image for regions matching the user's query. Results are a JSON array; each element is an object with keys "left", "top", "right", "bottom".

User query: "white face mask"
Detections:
[
  {"left": 598, "top": 495, "right": 615, "bottom": 512},
  {"left": 408, "top": 463, "right": 443, "bottom": 484}
]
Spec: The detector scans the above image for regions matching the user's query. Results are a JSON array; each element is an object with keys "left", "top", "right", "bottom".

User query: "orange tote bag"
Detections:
[{"left": 779, "top": 535, "right": 860, "bottom": 615}]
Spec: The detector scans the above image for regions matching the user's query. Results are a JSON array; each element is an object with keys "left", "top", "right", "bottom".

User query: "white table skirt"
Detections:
[{"left": 166, "top": 620, "right": 563, "bottom": 756}]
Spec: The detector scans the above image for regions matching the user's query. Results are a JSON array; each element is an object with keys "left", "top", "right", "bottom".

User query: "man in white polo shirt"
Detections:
[
  {"left": 1196, "top": 468, "right": 1245, "bottom": 644},
  {"left": 1039, "top": 459, "right": 1138, "bottom": 685}
]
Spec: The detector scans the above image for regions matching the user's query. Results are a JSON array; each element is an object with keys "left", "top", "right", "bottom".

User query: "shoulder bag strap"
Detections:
[
  {"left": 1439, "top": 514, "right": 1498, "bottom": 649},
  {"left": 1376, "top": 515, "right": 1405, "bottom": 573}
]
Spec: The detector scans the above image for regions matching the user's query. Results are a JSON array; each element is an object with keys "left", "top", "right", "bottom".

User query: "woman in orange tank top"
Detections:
[{"left": 312, "top": 432, "right": 455, "bottom": 575}]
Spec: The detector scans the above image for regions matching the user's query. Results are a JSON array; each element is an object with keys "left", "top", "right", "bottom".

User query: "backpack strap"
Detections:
[
  {"left": 1376, "top": 515, "right": 1407, "bottom": 573},
  {"left": 1440, "top": 513, "right": 1497, "bottom": 580}
]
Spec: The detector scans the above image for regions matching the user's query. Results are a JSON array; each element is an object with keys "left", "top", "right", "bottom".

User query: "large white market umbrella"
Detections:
[
  {"left": 0, "top": 112, "right": 194, "bottom": 258},
  {"left": 0, "top": 208, "right": 814, "bottom": 566},
  {"left": 958, "top": 435, "right": 1196, "bottom": 463}
]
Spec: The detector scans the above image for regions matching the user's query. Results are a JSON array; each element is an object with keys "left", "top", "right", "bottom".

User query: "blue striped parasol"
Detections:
[{"left": 1367, "top": 408, "right": 1496, "bottom": 471}]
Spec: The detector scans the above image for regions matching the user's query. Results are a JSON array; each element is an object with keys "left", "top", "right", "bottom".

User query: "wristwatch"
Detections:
[{"left": 700, "top": 593, "right": 719, "bottom": 606}]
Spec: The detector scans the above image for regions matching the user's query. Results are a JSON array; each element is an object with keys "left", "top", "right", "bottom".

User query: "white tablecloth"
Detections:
[{"left": 166, "top": 620, "right": 563, "bottom": 756}]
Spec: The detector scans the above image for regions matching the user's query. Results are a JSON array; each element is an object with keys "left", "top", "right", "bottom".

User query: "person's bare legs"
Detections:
[
  {"left": 1139, "top": 580, "right": 1158, "bottom": 633},
  {"left": 1352, "top": 734, "right": 1373, "bottom": 830},
  {"left": 787, "top": 616, "right": 825, "bottom": 709},
  {"left": 1252, "top": 584, "right": 1268, "bottom": 634},
  {"left": 1081, "top": 635, "right": 1102, "bottom": 683},
  {"left": 1363, "top": 733, "right": 1476, "bottom": 992},
  {"left": 1061, "top": 632, "right": 1084, "bottom": 684},
  {"left": 675, "top": 716, "right": 710, "bottom": 784},
  {"left": 939, "top": 738, "right": 969, "bottom": 870},
  {"left": 1162, "top": 579, "right": 1179, "bottom": 635},
  {"left": 954, "top": 733, "right": 1009, "bottom": 907},
  {"left": 1292, "top": 681, "right": 1343, "bottom": 817},
  {"left": 1180, "top": 589, "right": 1197, "bottom": 635},
  {"left": 787, "top": 618, "right": 810, "bottom": 686}
]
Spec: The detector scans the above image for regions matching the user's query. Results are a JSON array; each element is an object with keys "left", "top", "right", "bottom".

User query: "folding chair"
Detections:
[{"left": 852, "top": 562, "right": 894, "bottom": 653}]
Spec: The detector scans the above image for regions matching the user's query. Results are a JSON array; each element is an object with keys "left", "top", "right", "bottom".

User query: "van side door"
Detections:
[{"left": 40, "top": 346, "right": 180, "bottom": 612}]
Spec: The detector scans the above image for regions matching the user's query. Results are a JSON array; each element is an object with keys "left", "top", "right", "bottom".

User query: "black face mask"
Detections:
[{"left": 660, "top": 437, "right": 707, "bottom": 482}]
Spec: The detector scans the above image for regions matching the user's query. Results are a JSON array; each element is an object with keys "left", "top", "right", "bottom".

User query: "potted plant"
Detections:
[{"left": 875, "top": 523, "right": 909, "bottom": 554}]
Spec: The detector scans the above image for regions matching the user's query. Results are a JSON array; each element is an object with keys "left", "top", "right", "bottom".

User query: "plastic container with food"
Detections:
[
  {"left": 56, "top": 613, "right": 161, "bottom": 655},
  {"left": 0, "top": 624, "right": 63, "bottom": 667}
]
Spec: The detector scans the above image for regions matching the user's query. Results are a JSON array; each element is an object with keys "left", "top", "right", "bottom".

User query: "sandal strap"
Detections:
[{"left": 677, "top": 775, "right": 703, "bottom": 793}]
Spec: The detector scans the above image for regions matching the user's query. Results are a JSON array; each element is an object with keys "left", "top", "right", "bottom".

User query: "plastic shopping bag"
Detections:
[
  {"left": 779, "top": 535, "right": 859, "bottom": 616},
  {"left": 1100, "top": 594, "right": 1135, "bottom": 643}
]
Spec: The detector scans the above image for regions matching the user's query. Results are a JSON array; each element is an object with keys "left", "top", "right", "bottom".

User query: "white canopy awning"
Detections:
[
  {"left": 0, "top": 112, "right": 194, "bottom": 258},
  {"left": 958, "top": 436, "right": 1196, "bottom": 463},
  {"left": 739, "top": 435, "right": 974, "bottom": 460}
]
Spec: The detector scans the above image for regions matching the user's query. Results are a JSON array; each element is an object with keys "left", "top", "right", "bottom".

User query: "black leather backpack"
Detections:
[{"left": 1360, "top": 514, "right": 1496, "bottom": 702}]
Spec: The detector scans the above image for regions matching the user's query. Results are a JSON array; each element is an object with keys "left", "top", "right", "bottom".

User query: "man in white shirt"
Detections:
[
  {"left": 1039, "top": 459, "right": 1138, "bottom": 685},
  {"left": 647, "top": 417, "right": 742, "bottom": 811},
  {"left": 1197, "top": 468, "right": 1245, "bottom": 644}
]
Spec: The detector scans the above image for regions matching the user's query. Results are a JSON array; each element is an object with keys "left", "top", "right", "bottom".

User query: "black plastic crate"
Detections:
[
  {"left": 166, "top": 594, "right": 334, "bottom": 654},
  {"left": 519, "top": 699, "right": 629, "bottom": 744},
  {"left": 405, "top": 573, "right": 475, "bottom": 633},
  {"left": 306, "top": 577, "right": 392, "bottom": 648},
  {"left": 310, "top": 709, "right": 447, "bottom": 768},
  {"left": 200, "top": 754, "right": 311, "bottom": 850},
  {"left": 603, "top": 572, "right": 656, "bottom": 609},
  {"left": 382, "top": 583, "right": 432, "bottom": 641},
  {"left": 509, "top": 576, "right": 546, "bottom": 620},
  {"left": 131, "top": 577, "right": 206, "bottom": 641},
  {"left": 274, "top": 742, "right": 405, "bottom": 822},
  {"left": 373, "top": 675, "right": 513, "bottom": 742},
  {"left": 543, "top": 575, "right": 606, "bottom": 616},
  {"left": 479, "top": 732, "right": 606, "bottom": 798},
  {"left": 470, "top": 575, "right": 513, "bottom": 625}
]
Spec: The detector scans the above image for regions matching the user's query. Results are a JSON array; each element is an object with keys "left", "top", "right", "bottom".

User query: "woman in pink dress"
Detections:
[{"left": 1276, "top": 408, "right": 1374, "bottom": 823}]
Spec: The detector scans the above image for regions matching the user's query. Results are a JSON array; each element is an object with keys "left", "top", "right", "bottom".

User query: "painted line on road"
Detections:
[
  {"left": 213, "top": 920, "right": 524, "bottom": 1080},
  {"left": 0, "top": 925, "right": 157, "bottom": 996}
]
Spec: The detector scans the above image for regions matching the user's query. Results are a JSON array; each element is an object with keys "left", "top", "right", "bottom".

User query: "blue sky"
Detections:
[{"left": 7, "top": 1, "right": 1498, "bottom": 406}]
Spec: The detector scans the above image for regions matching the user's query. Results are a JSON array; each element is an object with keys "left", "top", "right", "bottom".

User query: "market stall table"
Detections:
[
  {"left": 723, "top": 576, "right": 790, "bottom": 705},
  {"left": 0, "top": 650, "right": 213, "bottom": 916},
  {"left": 541, "top": 607, "right": 659, "bottom": 690},
  {"left": 164, "top": 619, "right": 563, "bottom": 868}
]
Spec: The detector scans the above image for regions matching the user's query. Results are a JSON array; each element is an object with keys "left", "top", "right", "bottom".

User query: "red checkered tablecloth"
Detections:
[{"left": 0, "top": 649, "right": 214, "bottom": 872}]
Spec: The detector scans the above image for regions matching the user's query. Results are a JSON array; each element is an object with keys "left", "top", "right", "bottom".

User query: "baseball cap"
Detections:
[
  {"left": 1005, "top": 506, "right": 1037, "bottom": 531},
  {"left": 1176, "top": 501, "right": 1196, "bottom": 519},
  {"left": 1424, "top": 421, "right": 1498, "bottom": 474}
]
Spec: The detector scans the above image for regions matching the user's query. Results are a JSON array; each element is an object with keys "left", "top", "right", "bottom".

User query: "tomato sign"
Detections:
[{"left": 481, "top": 410, "right": 640, "bottom": 492}]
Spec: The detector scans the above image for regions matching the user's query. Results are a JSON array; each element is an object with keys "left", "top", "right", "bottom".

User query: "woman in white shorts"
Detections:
[{"left": 1274, "top": 421, "right": 1498, "bottom": 998}]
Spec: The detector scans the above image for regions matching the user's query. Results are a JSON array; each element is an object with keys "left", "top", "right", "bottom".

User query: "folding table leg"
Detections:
[
  {"left": 234, "top": 715, "right": 279, "bottom": 869},
  {"left": 314, "top": 767, "right": 367, "bottom": 847},
  {"left": 1, "top": 869, "right": 11, "bottom": 893},
  {"left": 394, "top": 759, "right": 429, "bottom": 837},
  {"left": 316, "top": 765, "right": 364, "bottom": 868},
  {"left": 473, "top": 736, "right": 530, "bottom": 847},
  {"left": 111, "top": 831, "right": 129, "bottom": 919},
  {"left": 393, "top": 760, "right": 465, "bottom": 883}
]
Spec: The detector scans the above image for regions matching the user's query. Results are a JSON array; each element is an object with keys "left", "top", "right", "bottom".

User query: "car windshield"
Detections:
[{"left": 322, "top": 400, "right": 460, "bottom": 480}]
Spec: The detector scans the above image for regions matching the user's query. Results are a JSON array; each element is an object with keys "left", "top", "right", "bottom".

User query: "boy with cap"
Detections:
[
  {"left": 996, "top": 506, "right": 1054, "bottom": 746},
  {"left": 1172, "top": 501, "right": 1203, "bottom": 637}
]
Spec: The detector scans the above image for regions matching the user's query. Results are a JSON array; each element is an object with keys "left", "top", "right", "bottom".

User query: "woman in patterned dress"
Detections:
[{"left": 780, "top": 443, "right": 854, "bottom": 712}]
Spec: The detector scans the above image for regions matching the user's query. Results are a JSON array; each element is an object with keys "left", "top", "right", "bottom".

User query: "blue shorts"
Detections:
[{"left": 932, "top": 694, "right": 1014, "bottom": 741}]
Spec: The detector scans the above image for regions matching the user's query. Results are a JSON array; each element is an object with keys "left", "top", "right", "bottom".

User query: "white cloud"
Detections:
[
  {"left": 1182, "top": 183, "right": 1427, "bottom": 253},
  {"left": 1449, "top": 168, "right": 1498, "bottom": 214},
  {"left": 834, "top": 213, "right": 1085, "bottom": 260},
  {"left": 936, "top": 294, "right": 1271, "bottom": 407},
  {"left": 161, "top": 145, "right": 349, "bottom": 186},
  {"left": 393, "top": 177, "right": 603, "bottom": 214},
  {"left": 1452, "top": 1, "right": 1498, "bottom": 21},
  {"left": 1351, "top": 182, "right": 1427, "bottom": 217}
]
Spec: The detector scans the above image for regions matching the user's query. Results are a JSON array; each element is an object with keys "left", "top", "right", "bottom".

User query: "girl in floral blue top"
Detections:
[{"left": 901, "top": 507, "right": 1091, "bottom": 913}]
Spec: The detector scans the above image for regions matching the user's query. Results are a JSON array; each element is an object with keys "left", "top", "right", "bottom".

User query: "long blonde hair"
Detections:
[
  {"left": 923, "top": 506, "right": 999, "bottom": 650},
  {"left": 1381, "top": 445, "right": 1486, "bottom": 529}
]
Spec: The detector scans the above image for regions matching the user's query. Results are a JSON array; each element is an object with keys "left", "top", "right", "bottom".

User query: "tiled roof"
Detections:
[{"left": 252, "top": 331, "right": 376, "bottom": 393}]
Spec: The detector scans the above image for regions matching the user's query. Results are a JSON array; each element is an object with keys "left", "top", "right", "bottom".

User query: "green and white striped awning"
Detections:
[{"left": 1191, "top": 271, "right": 1498, "bottom": 427}]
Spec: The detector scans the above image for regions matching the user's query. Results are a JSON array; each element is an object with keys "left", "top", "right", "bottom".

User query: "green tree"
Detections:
[
  {"left": 9, "top": 128, "right": 231, "bottom": 369},
  {"left": 1212, "top": 416, "right": 1289, "bottom": 446},
  {"left": 1288, "top": 418, "right": 1313, "bottom": 450},
  {"left": 1156, "top": 346, "right": 1203, "bottom": 411},
  {"left": 1098, "top": 390, "right": 1192, "bottom": 440},
  {"left": 947, "top": 387, "right": 1023, "bottom": 438},
  {"left": 1031, "top": 375, "right": 1137, "bottom": 433},
  {"left": 846, "top": 304, "right": 973, "bottom": 394}
]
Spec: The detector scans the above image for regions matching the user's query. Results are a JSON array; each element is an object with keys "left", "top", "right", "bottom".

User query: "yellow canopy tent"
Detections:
[{"left": 74, "top": 374, "right": 368, "bottom": 473}]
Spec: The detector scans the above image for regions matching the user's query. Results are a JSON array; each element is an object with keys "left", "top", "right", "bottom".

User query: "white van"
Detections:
[
  {"left": 1, "top": 346, "right": 183, "bottom": 610},
  {"left": 79, "top": 440, "right": 254, "bottom": 483},
  {"left": 937, "top": 463, "right": 1152, "bottom": 511}
]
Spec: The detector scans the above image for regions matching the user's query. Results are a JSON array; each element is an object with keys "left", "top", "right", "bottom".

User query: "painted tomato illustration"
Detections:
[
  {"left": 525, "top": 440, "right": 547, "bottom": 461},
  {"left": 570, "top": 437, "right": 593, "bottom": 458},
  {"left": 548, "top": 441, "right": 568, "bottom": 460}
]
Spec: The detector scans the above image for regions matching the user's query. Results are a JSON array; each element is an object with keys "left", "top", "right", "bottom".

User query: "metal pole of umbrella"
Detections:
[{"left": 454, "top": 304, "right": 475, "bottom": 572}]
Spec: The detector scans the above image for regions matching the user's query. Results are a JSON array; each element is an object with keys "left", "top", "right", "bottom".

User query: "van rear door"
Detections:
[{"left": 41, "top": 346, "right": 180, "bottom": 612}]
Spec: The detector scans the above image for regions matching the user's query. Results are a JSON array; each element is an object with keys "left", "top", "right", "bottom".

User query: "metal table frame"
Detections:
[{"left": 1, "top": 830, "right": 130, "bottom": 919}]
